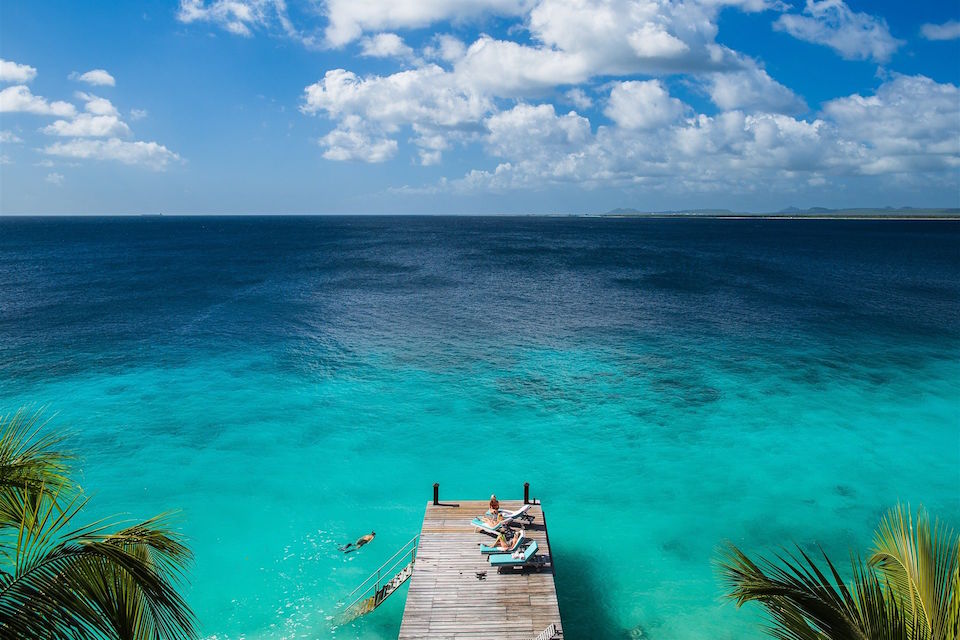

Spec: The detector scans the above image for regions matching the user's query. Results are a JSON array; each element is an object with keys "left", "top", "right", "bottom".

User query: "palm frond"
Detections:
[
  {"left": 717, "top": 542, "right": 912, "bottom": 640},
  {"left": 869, "top": 504, "right": 960, "bottom": 640},
  {"left": 0, "top": 408, "right": 71, "bottom": 496},
  {"left": 76, "top": 513, "right": 196, "bottom": 640},
  {"left": 0, "top": 486, "right": 196, "bottom": 640}
]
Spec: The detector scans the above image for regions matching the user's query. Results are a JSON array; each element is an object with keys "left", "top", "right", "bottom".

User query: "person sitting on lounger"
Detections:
[
  {"left": 482, "top": 495, "right": 503, "bottom": 527},
  {"left": 339, "top": 531, "right": 375, "bottom": 553},
  {"left": 493, "top": 530, "right": 522, "bottom": 551}
]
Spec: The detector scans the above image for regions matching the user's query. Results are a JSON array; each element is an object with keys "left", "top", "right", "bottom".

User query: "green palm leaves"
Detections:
[
  {"left": 870, "top": 508, "right": 960, "bottom": 639},
  {"left": 0, "top": 409, "right": 69, "bottom": 496},
  {"left": 0, "top": 409, "right": 197, "bottom": 639},
  {"left": 718, "top": 505, "right": 959, "bottom": 640}
]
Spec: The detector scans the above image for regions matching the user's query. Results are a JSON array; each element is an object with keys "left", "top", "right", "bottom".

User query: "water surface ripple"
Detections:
[{"left": 1, "top": 216, "right": 958, "bottom": 639}]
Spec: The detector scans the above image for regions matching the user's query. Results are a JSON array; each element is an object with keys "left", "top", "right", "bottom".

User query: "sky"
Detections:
[{"left": 1, "top": 0, "right": 958, "bottom": 214}]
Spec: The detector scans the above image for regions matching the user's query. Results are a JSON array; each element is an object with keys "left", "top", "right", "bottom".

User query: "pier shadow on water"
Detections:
[{"left": 556, "top": 553, "right": 649, "bottom": 640}]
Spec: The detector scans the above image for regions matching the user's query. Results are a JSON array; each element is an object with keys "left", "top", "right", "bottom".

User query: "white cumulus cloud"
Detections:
[
  {"left": 605, "top": 80, "right": 686, "bottom": 129},
  {"left": 43, "top": 114, "right": 132, "bottom": 138},
  {"left": 302, "top": 65, "right": 492, "bottom": 163},
  {"left": 70, "top": 69, "right": 116, "bottom": 86},
  {"left": 0, "top": 59, "right": 38, "bottom": 83},
  {"left": 413, "top": 74, "right": 959, "bottom": 195},
  {"left": 454, "top": 36, "right": 591, "bottom": 95},
  {"left": 6, "top": 72, "right": 181, "bottom": 170},
  {"left": 525, "top": 0, "right": 751, "bottom": 76},
  {"left": 0, "top": 85, "right": 76, "bottom": 117},
  {"left": 627, "top": 22, "right": 690, "bottom": 58},
  {"left": 564, "top": 88, "right": 593, "bottom": 110},
  {"left": 921, "top": 20, "right": 960, "bottom": 41},
  {"left": 822, "top": 74, "right": 960, "bottom": 174},
  {"left": 360, "top": 33, "right": 415, "bottom": 59},
  {"left": 704, "top": 63, "right": 806, "bottom": 114},
  {"left": 76, "top": 92, "right": 120, "bottom": 116},
  {"left": 423, "top": 35, "right": 468, "bottom": 62},
  {"left": 486, "top": 103, "right": 591, "bottom": 159},
  {"left": 301, "top": 0, "right": 795, "bottom": 167},
  {"left": 0, "top": 130, "right": 22, "bottom": 143},
  {"left": 293, "top": 0, "right": 955, "bottom": 200},
  {"left": 323, "top": 0, "right": 530, "bottom": 47},
  {"left": 43, "top": 138, "right": 181, "bottom": 170},
  {"left": 178, "top": 0, "right": 270, "bottom": 36},
  {"left": 42, "top": 94, "right": 131, "bottom": 137},
  {"left": 176, "top": 0, "right": 323, "bottom": 47},
  {"left": 302, "top": 66, "right": 491, "bottom": 128},
  {"left": 774, "top": 0, "right": 904, "bottom": 63},
  {"left": 45, "top": 172, "right": 65, "bottom": 186},
  {"left": 319, "top": 115, "right": 399, "bottom": 162}
]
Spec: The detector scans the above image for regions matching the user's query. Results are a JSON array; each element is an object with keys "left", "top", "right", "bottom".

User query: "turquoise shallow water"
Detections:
[{"left": 0, "top": 216, "right": 958, "bottom": 639}]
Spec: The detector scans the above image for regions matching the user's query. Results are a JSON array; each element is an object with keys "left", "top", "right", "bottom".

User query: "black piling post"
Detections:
[
  {"left": 523, "top": 482, "right": 530, "bottom": 504},
  {"left": 433, "top": 483, "right": 440, "bottom": 505}
]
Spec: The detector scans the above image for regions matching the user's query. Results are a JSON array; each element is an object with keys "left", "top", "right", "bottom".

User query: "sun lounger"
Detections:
[
  {"left": 471, "top": 504, "right": 535, "bottom": 534},
  {"left": 499, "top": 503, "right": 534, "bottom": 524},
  {"left": 479, "top": 534, "right": 525, "bottom": 554},
  {"left": 471, "top": 517, "right": 511, "bottom": 535},
  {"left": 489, "top": 540, "right": 539, "bottom": 567}
]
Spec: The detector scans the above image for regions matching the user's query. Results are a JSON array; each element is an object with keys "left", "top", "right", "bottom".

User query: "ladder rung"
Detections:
[{"left": 339, "top": 558, "right": 416, "bottom": 622}]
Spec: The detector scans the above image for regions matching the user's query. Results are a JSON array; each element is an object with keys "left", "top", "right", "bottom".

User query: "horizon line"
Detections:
[{"left": 2, "top": 210, "right": 959, "bottom": 219}]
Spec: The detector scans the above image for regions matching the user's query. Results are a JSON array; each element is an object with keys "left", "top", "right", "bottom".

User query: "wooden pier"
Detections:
[{"left": 398, "top": 491, "right": 564, "bottom": 640}]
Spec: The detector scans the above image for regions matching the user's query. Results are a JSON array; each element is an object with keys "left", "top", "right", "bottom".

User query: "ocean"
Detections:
[{"left": 1, "top": 215, "right": 957, "bottom": 639}]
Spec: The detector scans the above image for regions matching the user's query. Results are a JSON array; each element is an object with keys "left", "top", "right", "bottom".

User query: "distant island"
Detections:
[{"left": 600, "top": 206, "right": 960, "bottom": 219}]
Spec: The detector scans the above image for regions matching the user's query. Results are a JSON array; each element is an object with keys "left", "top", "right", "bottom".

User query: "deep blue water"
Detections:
[{"left": 1, "top": 216, "right": 958, "bottom": 639}]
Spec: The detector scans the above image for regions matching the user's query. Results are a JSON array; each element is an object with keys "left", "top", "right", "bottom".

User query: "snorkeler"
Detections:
[{"left": 339, "top": 531, "right": 375, "bottom": 553}]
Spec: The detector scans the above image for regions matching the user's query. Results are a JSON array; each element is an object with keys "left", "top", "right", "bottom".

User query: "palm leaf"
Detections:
[
  {"left": 0, "top": 485, "right": 196, "bottom": 640},
  {"left": 0, "top": 408, "right": 72, "bottom": 565},
  {"left": 76, "top": 513, "right": 195, "bottom": 640},
  {"left": 0, "top": 409, "right": 196, "bottom": 639},
  {"left": 869, "top": 504, "right": 960, "bottom": 640},
  {"left": 717, "top": 542, "right": 912, "bottom": 640},
  {"left": 0, "top": 408, "right": 71, "bottom": 496}
]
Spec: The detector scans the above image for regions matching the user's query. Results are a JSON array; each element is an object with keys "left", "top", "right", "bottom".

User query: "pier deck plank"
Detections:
[{"left": 398, "top": 500, "right": 563, "bottom": 640}]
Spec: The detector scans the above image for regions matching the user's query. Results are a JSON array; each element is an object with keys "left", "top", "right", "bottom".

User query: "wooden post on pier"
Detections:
[
  {"left": 524, "top": 481, "right": 530, "bottom": 504},
  {"left": 433, "top": 483, "right": 439, "bottom": 505}
]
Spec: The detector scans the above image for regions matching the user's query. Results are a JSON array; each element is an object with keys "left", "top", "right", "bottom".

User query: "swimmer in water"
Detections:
[{"left": 339, "top": 531, "right": 375, "bottom": 553}]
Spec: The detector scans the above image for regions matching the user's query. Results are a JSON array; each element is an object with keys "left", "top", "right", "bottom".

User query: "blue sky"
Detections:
[{"left": 1, "top": 0, "right": 958, "bottom": 214}]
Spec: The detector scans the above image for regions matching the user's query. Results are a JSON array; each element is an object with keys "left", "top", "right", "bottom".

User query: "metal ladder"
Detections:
[{"left": 338, "top": 534, "right": 419, "bottom": 622}]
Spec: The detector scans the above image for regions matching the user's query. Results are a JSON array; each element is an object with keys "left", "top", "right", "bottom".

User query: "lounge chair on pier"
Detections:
[
  {"left": 479, "top": 533, "right": 526, "bottom": 554},
  {"left": 499, "top": 503, "right": 534, "bottom": 524},
  {"left": 471, "top": 517, "right": 507, "bottom": 535},
  {"left": 488, "top": 540, "right": 540, "bottom": 569},
  {"left": 470, "top": 504, "right": 534, "bottom": 534}
]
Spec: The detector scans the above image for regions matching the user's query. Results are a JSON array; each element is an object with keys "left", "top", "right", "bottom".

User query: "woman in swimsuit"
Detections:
[
  {"left": 482, "top": 495, "right": 503, "bottom": 527},
  {"left": 493, "top": 529, "right": 522, "bottom": 551}
]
